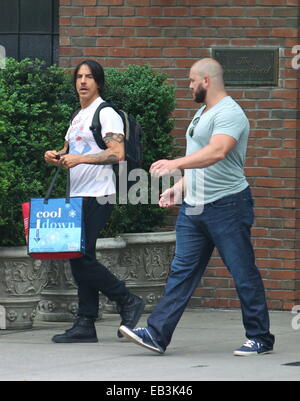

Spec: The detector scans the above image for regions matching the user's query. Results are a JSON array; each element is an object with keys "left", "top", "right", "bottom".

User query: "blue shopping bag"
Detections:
[{"left": 24, "top": 168, "right": 85, "bottom": 260}]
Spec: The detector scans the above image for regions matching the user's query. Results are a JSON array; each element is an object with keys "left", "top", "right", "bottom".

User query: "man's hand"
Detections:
[
  {"left": 44, "top": 142, "right": 69, "bottom": 167},
  {"left": 44, "top": 150, "right": 62, "bottom": 166},
  {"left": 150, "top": 159, "right": 181, "bottom": 178},
  {"left": 158, "top": 178, "right": 185, "bottom": 209},
  {"left": 60, "top": 154, "right": 83, "bottom": 169},
  {"left": 159, "top": 187, "right": 184, "bottom": 208}
]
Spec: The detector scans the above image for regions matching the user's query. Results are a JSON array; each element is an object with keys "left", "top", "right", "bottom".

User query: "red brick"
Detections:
[
  {"left": 71, "top": 17, "right": 96, "bottom": 26},
  {"left": 60, "top": 7, "right": 82, "bottom": 16},
  {"left": 163, "top": 48, "right": 189, "bottom": 57},
  {"left": 231, "top": 0, "right": 256, "bottom": 4},
  {"left": 231, "top": 18, "right": 258, "bottom": 26},
  {"left": 59, "top": 37, "right": 71, "bottom": 46},
  {"left": 96, "top": 38, "right": 123, "bottom": 47},
  {"left": 219, "top": 8, "right": 244, "bottom": 16},
  {"left": 123, "top": 38, "right": 149, "bottom": 47},
  {"left": 151, "top": 0, "right": 177, "bottom": 4},
  {"left": 99, "top": 0, "right": 123, "bottom": 4},
  {"left": 247, "top": 8, "right": 272, "bottom": 16},
  {"left": 206, "top": 18, "right": 231, "bottom": 26},
  {"left": 83, "top": 7, "right": 108, "bottom": 16},
  {"left": 244, "top": 28, "right": 271, "bottom": 36},
  {"left": 123, "top": 17, "right": 150, "bottom": 26},
  {"left": 255, "top": 178, "right": 285, "bottom": 187},
  {"left": 60, "top": 17, "right": 71, "bottom": 25},
  {"left": 110, "top": 7, "right": 135, "bottom": 16},
  {"left": 109, "top": 27, "right": 136, "bottom": 36},
  {"left": 287, "top": 0, "right": 300, "bottom": 4},
  {"left": 72, "top": 0, "right": 96, "bottom": 4},
  {"left": 272, "top": 89, "right": 298, "bottom": 99},
  {"left": 84, "top": 48, "right": 107, "bottom": 57},
  {"left": 272, "top": 28, "right": 299, "bottom": 37},
  {"left": 127, "top": 0, "right": 150, "bottom": 4},
  {"left": 108, "top": 48, "right": 135, "bottom": 57},
  {"left": 256, "top": 158, "right": 281, "bottom": 167},
  {"left": 259, "top": 0, "right": 287, "bottom": 4},
  {"left": 191, "top": 8, "right": 216, "bottom": 16},
  {"left": 218, "top": 27, "right": 244, "bottom": 36},
  {"left": 135, "top": 48, "right": 161, "bottom": 57},
  {"left": 137, "top": 7, "right": 162, "bottom": 16},
  {"left": 59, "top": 47, "right": 82, "bottom": 56},
  {"left": 150, "top": 38, "right": 179, "bottom": 47},
  {"left": 163, "top": 8, "right": 189, "bottom": 17}
]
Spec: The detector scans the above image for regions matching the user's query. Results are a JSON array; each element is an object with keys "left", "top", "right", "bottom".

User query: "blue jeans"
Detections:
[{"left": 148, "top": 187, "right": 275, "bottom": 351}]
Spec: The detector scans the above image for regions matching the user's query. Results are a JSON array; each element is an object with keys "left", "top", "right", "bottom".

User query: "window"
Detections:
[{"left": 0, "top": 0, "right": 59, "bottom": 65}]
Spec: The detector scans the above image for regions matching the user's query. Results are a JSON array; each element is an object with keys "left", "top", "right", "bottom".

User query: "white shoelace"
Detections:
[
  {"left": 243, "top": 339, "right": 257, "bottom": 348},
  {"left": 134, "top": 327, "right": 144, "bottom": 332}
]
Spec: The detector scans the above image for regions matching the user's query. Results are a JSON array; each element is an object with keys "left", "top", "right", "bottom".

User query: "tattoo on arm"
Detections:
[
  {"left": 84, "top": 153, "right": 119, "bottom": 165},
  {"left": 82, "top": 133, "right": 124, "bottom": 165},
  {"left": 103, "top": 133, "right": 124, "bottom": 145}
]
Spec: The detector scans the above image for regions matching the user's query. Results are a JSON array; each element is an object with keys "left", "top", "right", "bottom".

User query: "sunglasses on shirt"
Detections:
[{"left": 188, "top": 116, "right": 200, "bottom": 138}]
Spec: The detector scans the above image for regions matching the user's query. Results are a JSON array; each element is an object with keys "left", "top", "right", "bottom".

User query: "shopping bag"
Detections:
[{"left": 22, "top": 168, "right": 85, "bottom": 260}]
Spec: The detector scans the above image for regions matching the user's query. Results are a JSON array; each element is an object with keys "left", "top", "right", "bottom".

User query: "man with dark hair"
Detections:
[
  {"left": 120, "top": 58, "right": 275, "bottom": 356},
  {"left": 44, "top": 60, "right": 145, "bottom": 343}
]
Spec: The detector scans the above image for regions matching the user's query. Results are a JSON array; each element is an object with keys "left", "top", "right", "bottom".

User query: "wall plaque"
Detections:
[{"left": 212, "top": 48, "right": 279, "bottom": 86}]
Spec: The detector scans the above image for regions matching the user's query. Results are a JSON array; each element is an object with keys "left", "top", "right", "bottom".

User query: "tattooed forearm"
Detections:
[
  {"left": 83, "top": 152, "right": 119, "bottom": 165},
  {"left": 78, "top": 133, "right": 125, "bottom": 166}
]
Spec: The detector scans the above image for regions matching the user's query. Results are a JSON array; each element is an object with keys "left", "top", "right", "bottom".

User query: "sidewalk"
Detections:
[{"left": 0, "top": 309, "right": 299, "bottom": 381}]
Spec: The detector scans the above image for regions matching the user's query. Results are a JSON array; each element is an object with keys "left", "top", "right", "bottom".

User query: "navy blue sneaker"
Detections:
[
  {"left": 234, "top": 339, "right": 273, "bottom": 356},
  {"left": 117, "top": 295, "right": 146, "bottom": 339},
  {"left": 119, "top": 326, "right": 165, "bottom": 354}
]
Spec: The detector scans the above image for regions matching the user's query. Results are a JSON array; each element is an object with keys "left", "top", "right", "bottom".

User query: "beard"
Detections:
[{"left": 194, "top": 86, "right": 207, "bottom": 103}]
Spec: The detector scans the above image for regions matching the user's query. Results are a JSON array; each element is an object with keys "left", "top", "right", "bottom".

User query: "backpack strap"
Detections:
[{"left": 89, "top": 101, "right": 126, "bottom": 150}]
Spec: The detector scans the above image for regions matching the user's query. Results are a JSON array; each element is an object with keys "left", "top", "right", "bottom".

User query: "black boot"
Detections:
[
  {"left": 52, "top": 317, "right": 98, "bottom": 343},
  {"left": 116, "top": 294, "right": 146, "bottom": 338}
]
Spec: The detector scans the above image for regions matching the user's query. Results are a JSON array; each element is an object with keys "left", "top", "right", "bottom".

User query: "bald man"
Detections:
[{"left": 120, "top": 58, "right": 275, "bottom": 357}]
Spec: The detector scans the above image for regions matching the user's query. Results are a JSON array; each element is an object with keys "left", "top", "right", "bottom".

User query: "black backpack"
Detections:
[
  {"left": 71, "top": 101, "right": 142, "bottom": 172},
  {"left": 89, "top": 101, "right": 142, "bottom": 173},
  {"left": 70, "top": 102, "right": 142, "bottom": 197}
]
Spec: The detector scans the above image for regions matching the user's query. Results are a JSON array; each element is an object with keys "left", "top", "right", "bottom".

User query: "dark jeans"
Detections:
[
  {"left": 70, "top": 197, "right": 129, "bottom": 319},
  {"left": 148, "top": 187, "right": 275, "bottom": 351}
]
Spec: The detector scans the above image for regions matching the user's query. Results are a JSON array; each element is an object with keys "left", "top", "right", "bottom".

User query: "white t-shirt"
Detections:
[{"left": 65, "top": 97, "right": 124, "bottom": 197}]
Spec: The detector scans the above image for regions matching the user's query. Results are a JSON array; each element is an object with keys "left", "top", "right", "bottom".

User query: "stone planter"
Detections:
[
  {"left": 37, "top": 237, "right": 126, "bottom": 322},
  {"left": 37, "top": 259, "right": 80, "bottom": 322},
  {"left": 98, "top": 231, "right": 176, "bottom": 313},
  {"left": 38, "top": 231, "right": 175, "bottom": 321},
  {"left": 0, "top": 247, "right": 48, "bottom": 330}
]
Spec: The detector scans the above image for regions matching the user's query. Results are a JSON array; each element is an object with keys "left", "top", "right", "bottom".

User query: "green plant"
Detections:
[
  {"left": 0, "top": 60, "right": 176, "bottom": 246},
  {"left": 0, "top": 58, "right": 77, "bottom": 245},
  {"left": 103, "top": 65, "right": 177, "bottom": 237}
]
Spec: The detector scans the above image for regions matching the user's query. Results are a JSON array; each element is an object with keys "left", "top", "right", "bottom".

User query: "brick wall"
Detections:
[{"left": 59, "top": 0, "right": 300, "bottom": 311}]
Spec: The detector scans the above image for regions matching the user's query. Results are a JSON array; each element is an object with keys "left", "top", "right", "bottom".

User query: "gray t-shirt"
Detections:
[{"left": 184, "top": 96, "right": 250, "bottom": 206}]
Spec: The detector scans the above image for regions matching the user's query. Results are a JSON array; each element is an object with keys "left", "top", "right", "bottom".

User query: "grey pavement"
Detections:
[{"left": 0, "top": 309, "right": 299, "bottom": 382}]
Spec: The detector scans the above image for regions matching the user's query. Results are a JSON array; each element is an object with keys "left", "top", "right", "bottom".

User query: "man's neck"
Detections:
[
  {"left": 80, "top": 95, "right": 99, "bottom": 109},
  {"left": 203, "top": 91, "right": 228, "bottom": 113}
]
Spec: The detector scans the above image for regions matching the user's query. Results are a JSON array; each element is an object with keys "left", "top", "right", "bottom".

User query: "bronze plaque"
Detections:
[{"left": 212, "top": 48, "right": 279, "bottom": 86}]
